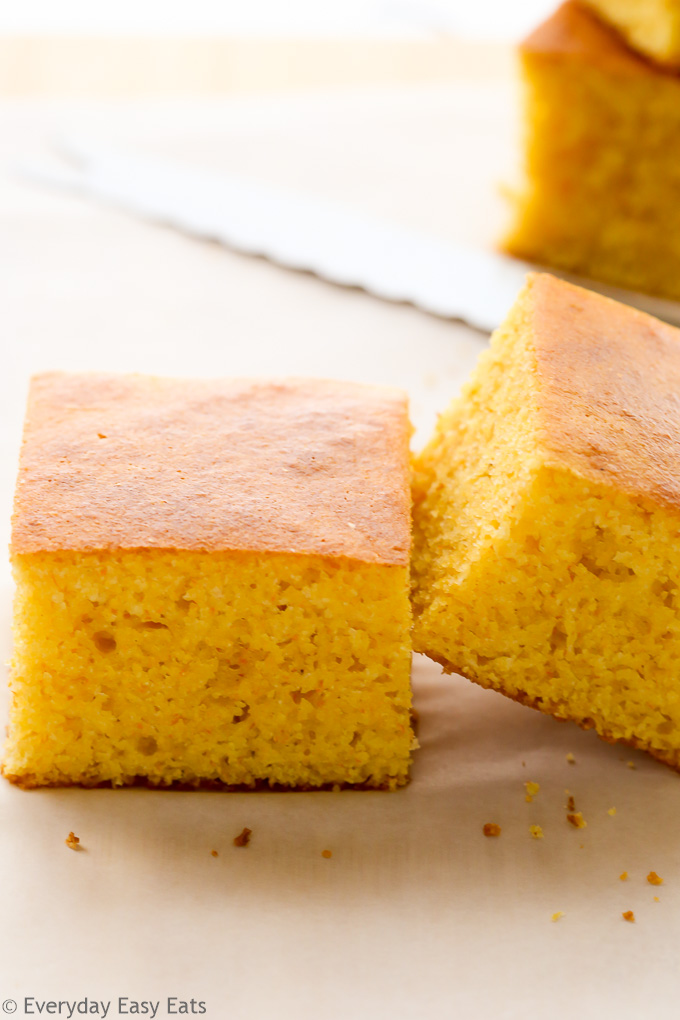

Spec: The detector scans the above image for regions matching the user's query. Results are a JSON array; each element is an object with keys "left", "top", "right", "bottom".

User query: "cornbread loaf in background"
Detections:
[
  {"left": 502, "top": 1, "right": 680, "bottom": 301},
  {"left": 412, "top": 272, "right": 680, "bottom": 769},
  {"left": 5, "top": 373, "right": 413, "bottom": 789},
  {"left": 583, "top": 0, "right": 680, "bottom": 67}
]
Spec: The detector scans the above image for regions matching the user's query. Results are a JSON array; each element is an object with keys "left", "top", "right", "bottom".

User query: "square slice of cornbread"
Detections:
[
  {"left": 583, "top": 0, "right": 680, "bottom": 67},
  {"left": 5, "top": 374, "right": 413, "bottom": 789},
  {"left": 412, "top": 273, "right": 680, "bottom": 769},
  {"left": 502, "top": 1, "right": 680, "bottom": 301}
]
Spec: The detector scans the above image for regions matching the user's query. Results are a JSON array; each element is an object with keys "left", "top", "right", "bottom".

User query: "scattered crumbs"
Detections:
[
  {"left": 65, "top": 831, "right": 82, "bottom": 851},
  {"left": 233, "top": 827, "right": 252, "bottom": 847},
  {"left": 567, "top": 795, "right": 576, "bottom": 812},
  {"left": 608, "top": 807, "right": 617, "bottom": 816},
  {"left": 483, "top": 823, "right": 501, "bottom": 837},
  {"left": 524, "top": 781, "right": 540, "bottom": 802},
  {"left": 567, "top": 811, "right": 587, "bottom": 829},
  {"left": 551, "top": 912, "right": 564, "bottom": 923},
  {"left": 566, "top": 753, "right": 576, "bottom": 764},
  {"left": 647, "top": 871, "right": 663, "bottom": 886},
  {"left": 626, "top": 761, "right": 636, "bottom": 770},
  {"left": 210, "top": 850, "right": 219, "bottom": 858},
  {"left": 654, "top": 896, "right": 660, "bottom": 902},
  {"left": 622, "top": 910, "right": 635, "bottom": 923},
  {"left": 620, "top": 872, "right": 628, "bottom": 881},
  {"left": 530, "top": 825, "right": 544, "bottom": 839},
  {"left": 521, "top": 761, "right": 526, "bottom": 767},
  {"left": 321, "top": 849, "right": 333, "bottom": 859}
]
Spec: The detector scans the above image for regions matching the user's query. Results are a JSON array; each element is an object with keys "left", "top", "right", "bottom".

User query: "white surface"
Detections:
[{"left": 1, "top": 87, "right": 680, "bottom": 1019}]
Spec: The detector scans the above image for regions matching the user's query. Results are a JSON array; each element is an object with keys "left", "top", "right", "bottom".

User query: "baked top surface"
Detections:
[
  {"left": 521, "top": 0, "right": 672, "bottom": 76},
  {"left": 527, "top": 274, "right": 680, "bottom": 512},
  {"left": 11, "top": 373, "right": 411, "bottom": 564}
]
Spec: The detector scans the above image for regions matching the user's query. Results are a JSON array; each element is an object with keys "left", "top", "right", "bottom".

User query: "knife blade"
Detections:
[{"left": 19, "top": 137, "right": 680, "bottom": 334}]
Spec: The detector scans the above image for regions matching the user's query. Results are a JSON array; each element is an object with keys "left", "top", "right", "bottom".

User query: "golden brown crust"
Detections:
[
  {"left": 520, "top": 1, "right": 674, "bottom": 77},
  {"left": 525, "top": 273, "right": 680, "bottom": 515},
  {"left": 1, "top": 765, "right": 407, "bottom": 792},
  {"left": 11, "top": 373, "right": 411, "bottom": 565},
  {"left": 425, "top": 647, "right": 679, "bottom": 772}
]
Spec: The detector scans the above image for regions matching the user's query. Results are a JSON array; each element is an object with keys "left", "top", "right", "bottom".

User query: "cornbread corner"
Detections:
[
  {"left": 412, "top": 272, "right": 680, "bottom": 770},
  {"left": 502, "top": 1, "right": 680, "bottom": 301},
  {"left": 5, "top": 373, "right": 413, "bottom": 790},
  {"left": 583, "top": 0, "right": 680, "bottom": 67}
]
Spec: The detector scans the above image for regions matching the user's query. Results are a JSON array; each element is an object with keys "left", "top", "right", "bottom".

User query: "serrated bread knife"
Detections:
[{"left": 19, "top": 138, "right": 680, "bottom": 334}]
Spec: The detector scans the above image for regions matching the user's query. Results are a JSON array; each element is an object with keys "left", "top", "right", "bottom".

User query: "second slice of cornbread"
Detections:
[
  {"left": 412, "top": 273, "right": 680, "bottom": 769},
  {"left": 5, "top": 374, "right": 413, "bottom": 789}
]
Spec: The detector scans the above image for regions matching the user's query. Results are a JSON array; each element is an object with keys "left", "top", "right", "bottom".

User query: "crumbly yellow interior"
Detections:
[
  {"left": 584, "top": 0, "right": 680, "bottom": 66},
  {"left": 412, "top": 311, "right": 680, "bottom": 768},
  {"left": 503, "top": 44, "right": 680, "bottom": 301},
  {"left": 5, "top": 550, "right": 412, "bottom": 789}
]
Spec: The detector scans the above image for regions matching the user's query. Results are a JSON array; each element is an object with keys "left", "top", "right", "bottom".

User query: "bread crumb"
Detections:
[
  {"left": 567, "top": 811, "right": 587, "bottom": 829},
  {"left": 622, "top": 910, "right": 635, "bottom": 923},
  {"left": 566, "top": 795, "right": 576, "bottom": 812},
  {"left": 233, "top": 827, "right": 252, "bottom": 847},
  {"left": 530, "top": 825, "right": 544, "bottom": 839},
  {"left": 551, "top": 912, "right": 564, "bottom": 922},
  {"left": 321, "top": 849, "right": 332, "bottom": 859},
  {"left": 483, "top": 823, "right": 501, "bottom": 837},
  {"left": 566, "top": 752, "right": 575, "bottom": 764},
  {"left": 626, "top": 761, "right": 636, "bottom": 769},
  {"left": 620, "top": 871, "right": 628, "bottom": 881},
  {"left": 654, "top": 896, "right": 660, "bottom": 902},
  {"left": 647, "top": 871, "right": 663, "bottom": 886},
  {"left": 608, "top": 807, "right": 616, "bottom": 816},
  {"left": 524, "top": 781, "right": 540, "bottom": 802},
  {"left": 210, "top": 850, "right": 218, "bottom": 857},
  {"left": 65, "top": 831, "right": 82, "bottom": 851}
]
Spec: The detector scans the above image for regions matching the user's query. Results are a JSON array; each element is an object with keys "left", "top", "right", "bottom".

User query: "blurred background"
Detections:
[
  {"left": 0, "top": 0, "right": 555, "bottom": 95},
  {"left": 0, "top": 0, "right": 555, "bottom": 37}
]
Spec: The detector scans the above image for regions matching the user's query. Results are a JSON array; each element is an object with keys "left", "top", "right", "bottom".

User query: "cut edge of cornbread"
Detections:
[
  {"left": 5, "top": 548, "right": 413, "bottom": 790},
  {"left": 412, "top": 273, "right": 680, "bottom": 770},
  {"left": 418, "top": 469, "right": 680, "bottom": 773}
]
